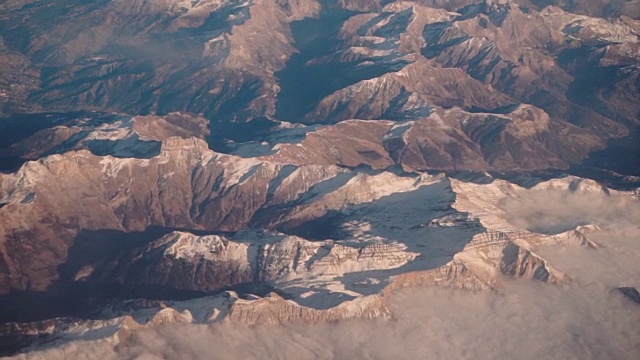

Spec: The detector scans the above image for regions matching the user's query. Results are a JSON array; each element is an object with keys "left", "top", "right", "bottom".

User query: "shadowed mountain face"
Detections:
[{"left": 0, "top": 0, "right": 639, "bottom": 356}]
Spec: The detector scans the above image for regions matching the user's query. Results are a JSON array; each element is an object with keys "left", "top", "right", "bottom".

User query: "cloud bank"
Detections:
[
  {"left": 18, "top": 282, "right": 640, "bottom": 360},
  {"left": 499, "top": 188, "right": 640, "bottom": 234}
]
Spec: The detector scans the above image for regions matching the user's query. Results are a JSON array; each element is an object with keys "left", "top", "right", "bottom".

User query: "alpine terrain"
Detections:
[{"left": 0, "top": 0, "right": 639, "bottom": 358}]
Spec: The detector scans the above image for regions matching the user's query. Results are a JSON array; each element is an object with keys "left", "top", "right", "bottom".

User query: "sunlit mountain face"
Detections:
[{"left": 0, "top": 0, "right": 639, "bottom": 358}]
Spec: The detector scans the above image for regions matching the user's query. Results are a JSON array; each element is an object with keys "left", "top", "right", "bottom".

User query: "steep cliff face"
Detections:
[{"left": 227, "top": 292, "right": 392, "bottom": 324}]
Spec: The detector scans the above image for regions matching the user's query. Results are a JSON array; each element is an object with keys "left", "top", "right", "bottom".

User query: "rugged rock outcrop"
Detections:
[{"left": 227, "top": 292, "right": 391, "bottom": 324}]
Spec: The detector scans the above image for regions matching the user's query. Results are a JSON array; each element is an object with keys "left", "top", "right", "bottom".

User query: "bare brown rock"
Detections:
[
  {"left": 227, "top": 292, "right": 392, "bottom": 325},
  {"left": 263, "top": 120, "right": 395, "bottom": 168}
]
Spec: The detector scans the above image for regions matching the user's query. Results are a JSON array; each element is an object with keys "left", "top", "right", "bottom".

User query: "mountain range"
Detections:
[{"left": 0, "top": 0, "right": 639, "bottom": 357}]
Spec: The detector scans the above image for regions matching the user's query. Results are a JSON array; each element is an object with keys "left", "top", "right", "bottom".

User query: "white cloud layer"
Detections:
[
  {"left": 499, "top": 189, "right": 640, "bottom": 234},
  {"left": 18, "top": 282, "right": 640, "bottom": 360}
]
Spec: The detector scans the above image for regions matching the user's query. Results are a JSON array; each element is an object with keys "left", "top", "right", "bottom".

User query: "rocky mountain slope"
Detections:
[
  {"left": 2, "top": 160, "right": 637, "bottom": 354},
  {"left": 1, "top": 0, "right": 639, "bottom": 172}
]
